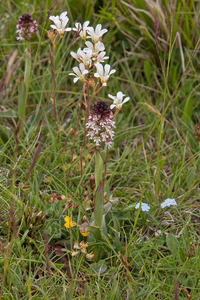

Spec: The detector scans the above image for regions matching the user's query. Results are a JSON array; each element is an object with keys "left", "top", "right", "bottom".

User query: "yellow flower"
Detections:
[
  {"left": 80, "top": 231, "right": 89, "bottom": 237},
  {"left": 64, "top": 216, "right": 77, "bottom": 228}
]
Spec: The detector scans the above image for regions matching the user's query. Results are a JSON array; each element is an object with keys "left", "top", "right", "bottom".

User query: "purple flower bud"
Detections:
[
  {"left": 16, "top": 14, "right": 38, "bottom": 41},
  {"left": 86, "top": 100, "right": 115, "bottom": 148}
]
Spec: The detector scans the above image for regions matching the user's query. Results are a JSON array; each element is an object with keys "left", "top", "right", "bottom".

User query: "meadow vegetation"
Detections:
[{"left": 0, "top": 0, "right": 200, "bottom": 299}]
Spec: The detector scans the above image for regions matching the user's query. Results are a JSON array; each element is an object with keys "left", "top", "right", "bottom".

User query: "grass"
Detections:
[{"left": 0, "top": 0, "right": 200, "bottom": 299}]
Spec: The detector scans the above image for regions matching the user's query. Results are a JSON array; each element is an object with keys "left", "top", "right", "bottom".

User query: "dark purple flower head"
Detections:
[
  {"left": 16, "top": 14, "right": 38, "bottom": 41},
  {"left": 86, "top": 100, "right": 115, "bottom": 148},
  {"left": 91, "top": 100, "right": 110, "bottom": 119}
]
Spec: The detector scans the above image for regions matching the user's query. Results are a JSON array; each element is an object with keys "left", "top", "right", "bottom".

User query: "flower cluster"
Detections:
[
  {"left": 86, "top": 100, "right": 115, "bottom": 147},
  {"left": 161, "top": 198, "right": 177, "bottom": 208},
  {"left": 64, "top": 215, "right": 88, "bottom": 236},
  {"left": 135, "top": 202, "right": 150, "bottom": 212},
  {"left": 71, "top": 241, "right": 94, "bottom": 260},
  {"left": 69, "top": 22, "right": 116, "bottom": 86},
  {"left": 49, "top": 11, "right": 71, "bottom": 36},
  {"left": 16, "top": 14, "right": 38, "bottom": 41}
]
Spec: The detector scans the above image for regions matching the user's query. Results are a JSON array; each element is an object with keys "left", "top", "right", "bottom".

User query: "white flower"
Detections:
[
  {"left": 109, "top": 91, "right": 130, "bottom": 110},
  {"left": 161, "top": 198, "right": 177, "bottom": 208},
  {"left": 73, "top": 21, "right": 90, "bottom": 40},
  {"left": 86, "top": 251, "right": 94, "bottom": 260},
  {"left": 135, "top": 202, "right": 150, "bottom": 212},
  {"left": 49, "top": 11, "right": 71, "bottom": 35},
  {"left": 95, "top": 51, "right": 109, "bottom": 63},
  {"left": 69, "top": 63, "right": 88, "bottom": 83},
  {"left": 94, "top": 62, "right": 116, "bottom": 86},
  {"left": 74, "top": 242, "right": 80, "bottom": 249},
  {"left": 70, "top": 48, "right": 92, "bottom": 68},
  {"left": 70, "top": 48, "right": 83, "bottom": 63},
  {"left": 84, "top": 41, "right": 105, "bottom": 58},
  {"left": 87, "top": 24, "right": 108, "bottom": 43}
]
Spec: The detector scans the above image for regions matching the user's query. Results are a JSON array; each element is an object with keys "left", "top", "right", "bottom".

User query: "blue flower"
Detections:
[
  {"left": 161, "top": 198, "right": 177, "bottom": 208},
  {"left": 135, "top": 202, "right": 150, "bottom": 212}
]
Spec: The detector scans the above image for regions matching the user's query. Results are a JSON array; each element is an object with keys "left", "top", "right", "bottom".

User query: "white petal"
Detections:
[
  {"left": 116, "top": 91, "right": 124, "bottom": 100},
  {"left": 60, "top": 11, "right": 68, "bottom": 19},
  {"left": 49, "top": 15, "right": 56, "bottom": 21},
  {"left": 62, "top": 17, "right": 69, "bottom": 28},
  {"left": 73, "top": 77, "right": 79, "bottom": 83},
  {"left": 122, "top": 97, "right": 130, "bottom": 104},
  {"left": 109, "top": 69, "right": 116, "bottom": 75},
  {"left": 110, "top": 104, "right": 116, "bottom": 109},
  {"left": 100, "top": 28, "right": 108, "bottom": 36},
  {"left": 108, "top": 94, "right": 115, "bottom": 101},
  {"left": 95, "top": 62, "right": 103, "bottom": 76},
  {"left": 85, "top": 41, "right": 93, "bottom": 50},
  {"left": 104, "top": 64, "right": 111, "bottom": 75},
  {"left": 95, "top": 24, "right": 102, "bottom": 33},
  {"left": 83, "top": 21, "right": 90, "bottom": 28},
  {"left": 79, "top": 63, "right": 85, "bottom": 73},
  {"left": 50, "top": 25, "right": 58, "bottom": 30},
  {"left": 87, "top": 26, "right": 94, "bottom": 35},
  {"left": 82, "top": 70, "right": 89, "bottom": 75},
  {"left": 72, "top": 66, "right": 80, "bottom": 75},
  {"left": 94, "top": 72, "right": 100, "bottom": 78},
  {"left": 70, "top": 51, "right": 77, "bottom": 59}
]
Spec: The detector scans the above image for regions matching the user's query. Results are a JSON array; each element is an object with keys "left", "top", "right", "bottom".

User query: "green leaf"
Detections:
[
  {"left": 18, "top": 79, "right": 26, "bottom": 120},
  {"left": 95, "top": 149, "right": 103, "bottom": 188},
  {"left": 94, "top": 181, "right": 104, "bottom": 228},
  {"left": 166, "top": 233, "right": 179, "bottom": 259},
  {"left": 186, "top": 167, "right": 196, "bottom": 185},
  {"left": 0, "top": 109, "right": 18, "bottom": 118},
  {"left": 88, "top": 260, "right": 107, "bottom": 275},
  {"left": 24, "top": 48, "right": 31, "bottom": 91},
  {"left": 0, "top": 126, "right": 9, "bottom": 143},
  {"left": 81, "top": 224, "right": 101, "bottom": 240},
  {"left": 183, "top": 97, "right": 193, "bottom": 126},
  {"left": 144, "top": 60, "right": 151, "bottom": 84}
]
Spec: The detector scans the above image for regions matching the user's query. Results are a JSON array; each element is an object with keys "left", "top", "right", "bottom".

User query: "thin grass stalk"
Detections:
[
  {"left": 49, "top": 45, "right": 58, "bottom": 132},
  {"left": 71, "top": 90, "right": 83, "bottom": 162},
  {"left": 104, "top": 145, "right": 109, "bottom": 181},
  {"left": 80, "top": 82, "right": 88, "bottom": 180}
]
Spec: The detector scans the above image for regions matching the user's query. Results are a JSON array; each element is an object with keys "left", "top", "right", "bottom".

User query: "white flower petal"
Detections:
[
  {"left": 60, "top": 11, "right": 68, "bottom": 19},
  {"left": 94, "top": 72, "right": 100, "bottom": 78},
  {"left": 108, "top": 94, "right": 115, "bottom": 101},
  {"left": 109, "top": 69, "right": 116, "bottom": 75},
  {"left": 104, "top": 64, "right": 111, "bottom": 76},
  {"left": 122, "top": 97, "right": 130, "bottom": 104},
  {"left": 50, "top": 25, "right": 58, "bottom": 30}
]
